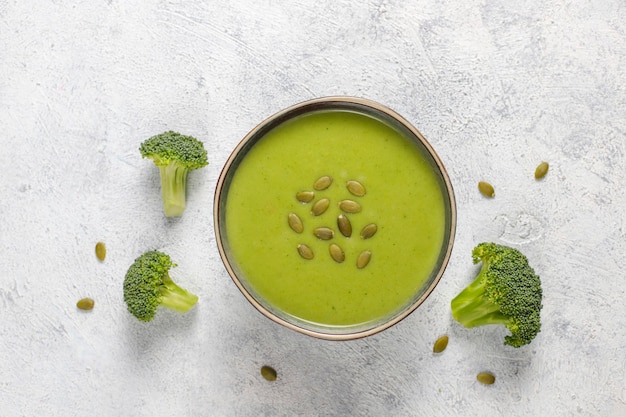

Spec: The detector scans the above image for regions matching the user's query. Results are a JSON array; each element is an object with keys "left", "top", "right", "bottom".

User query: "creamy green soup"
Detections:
[{"left": 224, "top": 110, "right": 446, "bottom": 329}]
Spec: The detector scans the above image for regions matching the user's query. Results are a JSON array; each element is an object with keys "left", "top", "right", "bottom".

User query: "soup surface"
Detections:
[{"left": 225, "top": 110, "right": 446, "bottom": 328}]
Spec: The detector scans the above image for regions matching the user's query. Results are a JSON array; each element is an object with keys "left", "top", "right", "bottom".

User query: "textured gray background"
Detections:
[{"left": 1, "top": 1, "right": 625, "bottom": 416}]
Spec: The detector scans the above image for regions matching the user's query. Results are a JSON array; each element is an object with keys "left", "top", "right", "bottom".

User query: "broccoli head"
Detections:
[
  {"left": 140, "top": 131, "right": 208, "bottom": 217},
  {"left": 450, "top": 242, "right": 543, "bottom": 347},
  {"left": 123, "top": 250, "right": 198, "bottom": 322}
]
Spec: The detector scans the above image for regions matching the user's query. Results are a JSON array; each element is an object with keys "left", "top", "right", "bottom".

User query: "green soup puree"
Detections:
[{"left": 225, "top": 110, "right": 446, "bottom": 329}]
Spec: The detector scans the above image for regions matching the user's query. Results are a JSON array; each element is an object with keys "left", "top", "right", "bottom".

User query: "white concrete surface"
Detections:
[{"left": 1, "top": 1, "right": 625, "bottom": 416}]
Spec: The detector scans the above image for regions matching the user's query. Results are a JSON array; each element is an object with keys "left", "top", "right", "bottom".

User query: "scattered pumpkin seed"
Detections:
[
  {"left": 95, "top": 242, "right": 106, "bottom": 261},
  {"left": 356, "top": 250, "right": 372, "bottom": 269},
  {"left": 76, "top": 297, "right": 95, "bottom": 311},
  {"left": 313, "top": 175, "right": 333, "bottom": 191},
  {"left": 260, "top": 365, "right": 277, "bottom": 381},
  {"left": 329, "top": 244, "right": 345, "bottom": 263},
  {"left": 433, "top": 335, "right": 449, "bottom": 353},
  {"left": 478, "top": 181, "right": 495, "bottom": 198},
  {"left": 288, "top": 212, "right": 304, "bottom": 233},
  {"left": 534, "top": 161, "right": 549, "bottom": 179},
  {"left": 311, "top": 198, "right": 330, "bottom": 216},
  {"left": 360, "top": 223, "right": 378, "bottom": 239},
  {"left": 346, "top": 180, "right": 366, "bottom": 197},
  {"left": 339, "top": 199, "right": 361, "bottom": 213},
  {"left": 297, "top": 244, "right": 314, "bottom": 260},
  {"left": 313, "top": 227, "right": 334, "bottom": 240},
  {"left": 296, "top": 191, "right": 315, "bottom": 203},
  {"left": 337, "top": 214, "right": 352, "bottom": 237},
  {"left": 476, "top": 372, "right": 496, "bottom": 385}
]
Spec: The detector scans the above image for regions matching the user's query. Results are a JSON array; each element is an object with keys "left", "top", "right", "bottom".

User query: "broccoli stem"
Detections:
[
  {"left": 159, "top": 272, "right": 198, "bottom": 313},
  {"left": 159, "top": 163, "right": 189, "bottom": 217},
  {"left": 450, "top": 273, "right": 510, "bottom": 328}
]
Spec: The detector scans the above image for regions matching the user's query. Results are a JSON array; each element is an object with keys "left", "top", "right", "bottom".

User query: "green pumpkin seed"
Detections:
[
  {"left": 356, "top": 250, "right": 371, "bottom": 269},
  {"left": 77, "top": 297, "right": 95, "bottom": 310},
  {"left": 313, "top": 175, "right": 333, "bottom": 191},
  {"left": 329, "top": 244, "right": 345, "bottom": 263},
  {"left": 296, "top": 191, "right": 315, "bottom": 203},
  {"left": 260, "top": 365, "right": 277, "bottom": 381},
  {"left": 534, "top": 161, "right": 549, "bottom": 179},
  {"left": 337, "top": 214, "right": 352, "bottom": 237},
  {"left": 346, "top": 180, "right": 366, "bottom": 197},
  {"left": 95, "top": 242, "right": 106, "bottom": 261},
  {"left": 477, "top": 372, "right": 496, "bottom": 385},
  {"left": 311, "top": 198, "right": 330, "bottom": 216},
  {"left": 313, "top": 227, "right": 334, "bottom": 240},
  {"left": 433, "top": 335, "right": 449, "bottom": 353},
  {"left": 339, "top": 199, "right": 361, "bottom": 213},
  {"left": 478, "top": 181, "right": 495, "bottom": 198},
  {"left": 288, "top": 212, "right": 304, "bottom": 233},
  {"left": 297, "top": 244, "right": 314, "bottom": 260},
  {"left": 360, "top": 223, "right": 378, "bottom": 239}
]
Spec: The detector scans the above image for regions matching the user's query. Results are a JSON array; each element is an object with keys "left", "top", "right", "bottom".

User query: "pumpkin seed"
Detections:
[
  {"left": 337, "top": 214, "right": 352, "bottom": 237},
  {"left": 296, "top": 191, "right": 315, "bottom": 203},
  {"left": 534, "top": 161, "right": 549, "bottom": 179},
  {"left": 339, "top": 199, "right": 361, "bottom": 213},
  {"left": 329, "top": 244, "right": 345, "bottom": 263},
  {"left": 478, "top": 181, "right": 495, "bottom": 198},
  {"left": 433, "top": 335, "right": 449, "bottom": 353},
  {"left": 260, "top": 365, "right": 277, "bottom": 381},
  {"left": 476, "top": 372, "right": 496, "bottom": 385},
  {"left": 360, "top": 223, "right": 378, "bottom": 239},
  {"left": 311, "top": 198, "right": 330, "bottom": 216},
  {"left": 313, "top": 227, "right": 334, "bottom": 240},
  {"left": 346, "top": 180, "right": 366, "bottom": 197},
  {"left": 297, "top": 244, "right": 314, "bottom": 260},
  {"left": 95, "top": 242, "right": 106, "bottom": 261},
  {"left": 288, "top": 212, "right": 304, "bottom": 233},
  {"left": 76, "top": 297, "right": 95, "bottom": 311},
  {"left": 356, "top": 250, "right": 371, "bottom": 269},
  {"left": 313, "top": 175, "right": 333, "bottom": 191}
]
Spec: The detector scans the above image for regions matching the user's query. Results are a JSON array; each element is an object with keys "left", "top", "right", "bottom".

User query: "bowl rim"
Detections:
[{"left": 213, "top": 96, "right": 457, "bottom": 341}]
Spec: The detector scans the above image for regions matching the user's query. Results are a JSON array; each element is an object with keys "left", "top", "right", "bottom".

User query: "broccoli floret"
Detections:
[
  {"left": 139, "top": 131, "right": 208, "bottom": 217},
  {"left": 123, "top": 250, "right": 198, "bottom": 322},
  {"left": 450, "top": 242, "right": 543, "bottom": 348}
]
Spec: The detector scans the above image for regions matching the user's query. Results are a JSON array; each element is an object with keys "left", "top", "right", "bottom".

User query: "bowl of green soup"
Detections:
[{"left": 214, "top": 97, "right": 456, "bottom": 340}]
